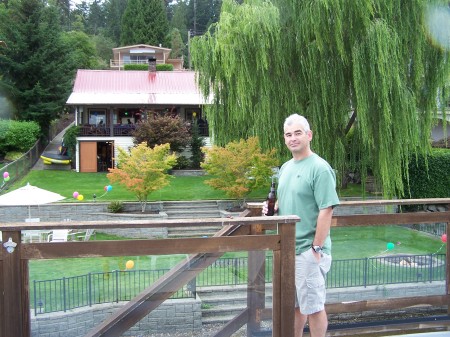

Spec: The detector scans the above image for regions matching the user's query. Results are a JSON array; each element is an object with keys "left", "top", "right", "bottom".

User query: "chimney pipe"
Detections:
[{"left": 148, "top": 56, "right": 156, "bottom": 72}]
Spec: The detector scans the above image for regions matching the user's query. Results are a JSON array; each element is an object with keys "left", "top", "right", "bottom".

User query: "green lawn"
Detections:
[
  {"left": 10, "top": 169, "right": 367, "bottom": 202},
  {"left": 12, "top": 170, "right": 263, "bottom": 201}
]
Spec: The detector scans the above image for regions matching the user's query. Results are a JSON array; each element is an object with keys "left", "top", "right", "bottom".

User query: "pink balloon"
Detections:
[
  {"left": 442, "top": 234, "right": 447, "bottom": 243},
  {"left": 3, "top": 172, "right": 9, "bottom": 178},
  {"left": 73, "top": 191, "right": 79, "bottom": 199}
]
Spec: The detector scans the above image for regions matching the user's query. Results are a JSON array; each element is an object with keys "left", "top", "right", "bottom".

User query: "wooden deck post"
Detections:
[
  {"left": 446, "top": 208, "right": 450, "bottom": 317},
  {"left": 1, "top": 230, "right": 30, "bottom": 337},
  {"left": 247, "top": 224, "right": 266, "bottom": 336},
  {"left": 272, "top": 221, "right": 296, "bottom": 337}
]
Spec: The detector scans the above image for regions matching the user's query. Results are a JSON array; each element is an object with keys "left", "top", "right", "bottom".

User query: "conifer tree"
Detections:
[
  {"left": 0, "top": 0, "right": 74, "bottom": 133},
  {"left": 104, "top": 0, "right": 128, "bottom": 45},
  {"left": 191, "top": 0, "right": 450, "bottom": 198},
  {"left": 121, "top": 0, "right": 170, "bottom": 46}
]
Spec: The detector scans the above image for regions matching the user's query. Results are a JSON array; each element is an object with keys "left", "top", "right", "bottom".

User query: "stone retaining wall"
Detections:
[{"left": 31, "top": 297, "right": 202, "bottom": 337}]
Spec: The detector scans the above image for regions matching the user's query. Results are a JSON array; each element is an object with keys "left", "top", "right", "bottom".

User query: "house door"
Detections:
[
  {"left": 79, "top": 141, "right": 114, "bottom": 173},
  {"left": 79, "top": 142, "right": 97, "bottom": 172},
  {"left": 97, "top": 141, "right": 114, "bottom": 172}
]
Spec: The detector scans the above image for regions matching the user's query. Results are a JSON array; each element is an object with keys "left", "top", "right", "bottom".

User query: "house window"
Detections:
[
  {"left": 89, "top": 109, "right": 106, "bottom": 125},
  {"left": 130, "top": 55, "right": 149, "bottom": 64}
]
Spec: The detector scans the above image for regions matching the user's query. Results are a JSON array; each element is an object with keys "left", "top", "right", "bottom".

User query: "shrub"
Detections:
[
  {"left": 107, "top": 143, "right": 177, "bottom": 212},
  {"left": 132, "top": 113, "right": 190, "bottom": 152},
  {"left": 402, "top": 149, "right": 450, "bottom": 211},
  {"left": 190, "top": 121, "right": 205, "bottom": 169},
  {"left": 156, "top": 64, "right": 173, "bottom": 71},
  {"left": 123, "top": 64, "right": 173, "bottom": 71},
  {"left": 404, "top": 149, "right": 450, "bottom": 199},
  {"left": 201, "top": 137, "right": 278, "bottom": 202},
  {"left": 0, "top": 120, "right": 40, "bottom": 154},
  {"left": 107, "top": 201, "right": 124, "bottom": 213},
  {"left": 174, "top": 155, "right": 190, "bottom": 169},
  {"left": 124, "top": 64, "right": 148, "bottom": 71},
  {"left": 5, "top": 151, "right": 24, "bottom": 161}
]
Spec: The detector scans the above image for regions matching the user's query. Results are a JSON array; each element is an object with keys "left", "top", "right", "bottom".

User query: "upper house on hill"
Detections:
[
  {"left": 109, "top": 44, "right": 184, "bottom": 70},
  {"left": 65, "top": 44, "right": 211, "bottom": 173}
]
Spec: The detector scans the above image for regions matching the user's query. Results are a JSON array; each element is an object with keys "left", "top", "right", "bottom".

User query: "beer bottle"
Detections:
[{"left": 266, "top": 182, "right": 276, "bottom": 216}]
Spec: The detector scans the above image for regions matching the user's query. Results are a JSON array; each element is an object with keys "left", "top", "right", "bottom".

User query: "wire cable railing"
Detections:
[{"left": 32, "top": 253, "right": 446, "bottom": 315}]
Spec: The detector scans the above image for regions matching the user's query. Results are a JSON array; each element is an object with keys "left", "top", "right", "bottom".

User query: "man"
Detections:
[{"left": 264, "top": 113, "right": 340, "bottom": 337}]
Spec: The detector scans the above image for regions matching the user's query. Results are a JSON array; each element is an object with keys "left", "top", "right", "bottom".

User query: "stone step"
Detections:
[
  {"left": 163, "top": 201, "right": 223, "bottom": 239},
  {"left": 163, "top": 201, "right": 219, "bottom": 208},
  {"left": 165, "top": 210, "right": 221, "bottom": 218},
  {"left": 198, "top": 285, "right": 273, "bottom": 325},
  {"left": 201, "top": 306, "right": 247, "bottom": 323}
]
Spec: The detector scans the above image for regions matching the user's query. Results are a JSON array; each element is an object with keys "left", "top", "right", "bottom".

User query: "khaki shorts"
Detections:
[{"left": 295, "top": 249, "right": 331, "bottom": 315}]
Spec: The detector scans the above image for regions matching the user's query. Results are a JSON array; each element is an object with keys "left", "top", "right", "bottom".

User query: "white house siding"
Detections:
[{"left": 113, "top": 137, "right": 135, "bottom": 160}]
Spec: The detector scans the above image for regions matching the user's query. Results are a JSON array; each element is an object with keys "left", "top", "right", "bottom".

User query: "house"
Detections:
[
  {"left": 66, "top": 68, "right": 210, "bottom": 173},
  {"left": 431, "top": 111, "right": 450, "bottom": 145},
  {"left": 110, "top": 44, "right": 184, "bottom": 70}
]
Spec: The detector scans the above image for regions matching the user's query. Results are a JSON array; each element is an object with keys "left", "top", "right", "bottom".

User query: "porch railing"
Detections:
[
  {"left": 110, "top": 59, "right": 165, "bottom": 68},
  {"left": 77, "top": 124, "right": 209, "bottom": 137}
]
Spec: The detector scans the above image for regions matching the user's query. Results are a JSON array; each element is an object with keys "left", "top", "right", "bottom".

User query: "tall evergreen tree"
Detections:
[
  {"left": 168, "top": 28, "right": 184, "bottom": 58},
  {"left": 187, "top": 0, "right": 223, "bottom": 35},
  {"left": 170, "top": 0, "right": 189, "bottom": 43},
  {"left": 0, "top": 0, "right": 74, "bottom": 133},
  {"left": 191, "top": 0, "right": 450, "bottom": 198},
  {"left": 49, "top": 0, "right": 71, "bottom": 31},
  {"left": 86, "top": 0, "right": 106, "bottom": 35},
  {"left": 104, "top": 0, "right": 128, "bottom": 45},
  {"left": 121, "top": 0, "right": 170, "bottom": 46}
]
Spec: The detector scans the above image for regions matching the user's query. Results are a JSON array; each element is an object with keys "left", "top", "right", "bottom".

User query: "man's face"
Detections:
[{"left": 283, "top": 123, "right": 312, "bottom": 155}]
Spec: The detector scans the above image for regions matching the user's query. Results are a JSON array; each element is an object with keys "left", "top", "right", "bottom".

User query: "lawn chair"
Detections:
[
  {"left": 47, "top": 229, "right": 70, "bottom": 242},
  {"left": 75, "top": 229, "right": 95, "bottom": 241}
]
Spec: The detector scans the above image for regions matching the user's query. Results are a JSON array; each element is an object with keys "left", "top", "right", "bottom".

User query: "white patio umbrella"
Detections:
[{"left": 0, "top": 182, "right": 66, "bottom": 219}]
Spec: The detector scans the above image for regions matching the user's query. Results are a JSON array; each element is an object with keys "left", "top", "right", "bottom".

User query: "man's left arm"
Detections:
[{"left": 312, "top": 206, "right": 334, "bottom": 247}]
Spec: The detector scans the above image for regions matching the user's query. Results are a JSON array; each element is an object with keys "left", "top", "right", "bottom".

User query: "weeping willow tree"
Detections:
[{"left": 191, "top": 0, "right": 450, "bottom": 198}]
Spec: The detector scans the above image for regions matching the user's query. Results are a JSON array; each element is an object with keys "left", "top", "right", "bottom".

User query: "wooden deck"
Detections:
[{"left": 0, "top": 198, "right": 449, "bottom": 337}]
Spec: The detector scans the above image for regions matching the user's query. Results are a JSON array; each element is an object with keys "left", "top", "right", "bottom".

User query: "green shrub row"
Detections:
[
  {"left": 0, "top": 120, "right": 40, "bottom": 156},
  {"left": 124, "top": 64, "right": 174, "bottom": 71},
  {"left": 404, "top": 148, "right": 450, "bottom": 199}
]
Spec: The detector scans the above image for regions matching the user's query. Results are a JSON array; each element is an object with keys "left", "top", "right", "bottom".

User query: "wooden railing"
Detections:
[
  {"left": 0, "top": 198, "right": 449, "bottom": 337},
  {"left": 0, "top": 213, "right": 298, "bottom": 337}
]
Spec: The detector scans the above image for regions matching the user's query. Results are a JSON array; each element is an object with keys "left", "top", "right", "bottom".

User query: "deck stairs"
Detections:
[
  {"left": 163, "top": 201, "right": 224, "bottom": 238},
  {"left": 197, "top": 284, "right": 273, "bottom": 325}
]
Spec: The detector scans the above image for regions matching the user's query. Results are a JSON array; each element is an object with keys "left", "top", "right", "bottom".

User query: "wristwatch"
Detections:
[{"left": 311, "top": 244, "right": 323, "bottom": 253}]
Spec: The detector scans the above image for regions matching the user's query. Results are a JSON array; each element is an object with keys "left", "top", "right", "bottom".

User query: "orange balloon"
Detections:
[{"left": 126, "top": 260, "right": 134, "bottom": 269}]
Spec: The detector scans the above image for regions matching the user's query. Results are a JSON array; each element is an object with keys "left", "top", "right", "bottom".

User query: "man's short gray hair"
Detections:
[{"left": 284, "top": 114, "right": 310, "bottom": 132}]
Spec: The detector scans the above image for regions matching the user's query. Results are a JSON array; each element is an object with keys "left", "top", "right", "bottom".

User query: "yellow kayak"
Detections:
[{"left": 40, "top": 153, "right": 71, "bottom": 165}]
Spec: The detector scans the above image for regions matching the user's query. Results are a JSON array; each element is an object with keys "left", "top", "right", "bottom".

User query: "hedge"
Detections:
[
  {"left": 124, "top": 64, "right": 174, "bottom": 71},
  {"left": 404, "top": 148, "right": 450, "bottom": 199},
  {"left": 0, "top": 120, "right": 40, "bottom": 155}
]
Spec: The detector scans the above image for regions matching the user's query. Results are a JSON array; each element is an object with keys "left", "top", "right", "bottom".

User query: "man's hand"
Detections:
[{"left": 262, "top": 201, "right": 278, "bottom": 215}]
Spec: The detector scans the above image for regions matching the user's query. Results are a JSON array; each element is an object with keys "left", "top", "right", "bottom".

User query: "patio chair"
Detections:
[
  {"left": 47, "top": 229, "right": 70, "bottom": 242},
  {"left": 75, "top": 229, "right": 95, "bottom": 241}
]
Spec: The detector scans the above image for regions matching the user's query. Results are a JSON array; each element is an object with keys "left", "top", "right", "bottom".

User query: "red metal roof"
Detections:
[{"left": 66, "top": 70, "right": 209, "bottom": 105}]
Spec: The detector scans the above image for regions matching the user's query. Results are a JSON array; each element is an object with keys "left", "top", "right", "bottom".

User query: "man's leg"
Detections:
[
  {"left": 294, "top": 307, "right": 307, "bottom": 337},
  {"left": 307, "top": 309, "right": 328, "bottom": 337}
]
